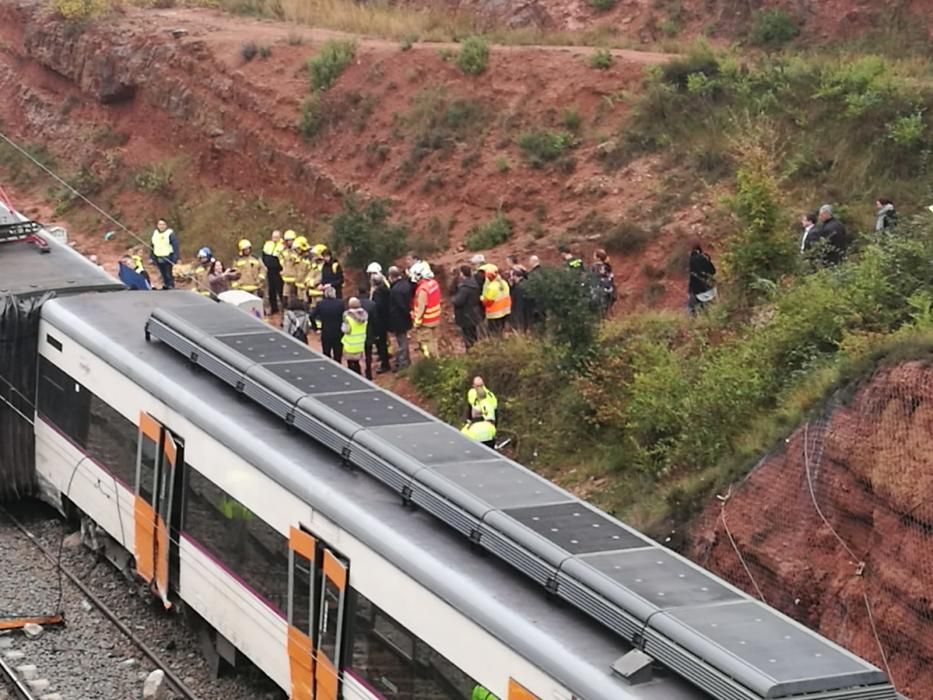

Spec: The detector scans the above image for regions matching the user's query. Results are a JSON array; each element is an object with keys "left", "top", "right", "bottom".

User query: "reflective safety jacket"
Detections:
[
  {"left": 218, "top": 496, "right": 253, "bottom": 521},
  {"left": 193, "top": 262, "right": 212, "bottom": 296},
  {"left": 462, "top": 420, "right": 496, "bottom": 444},
  {"left": 151, "top": 228, "right": 178, "bottom": 262},
  {"left": 467, "top": 387, "right": 498, "bottom": 422},
  {"left": 481, "top": 277, "right": 511, "bottom": 320},
  {"left": 341, "top": 311, "right": 368, "bottom": 356},
  {"left": 294, "top": 257, "right": 311, "bottom": 291},
  {"left": 280, "top": 248, "right": 301, "bottom": 284},
  {"left": 412, "top": 278, "right": 441, "bottom": 327},
  {"left": 305, "top": 261, "right": 324, "bottom": 299},
  {"left": 262, "top": 239, "right": 284, "bottom": 273},
  {"left": 232, "top": 256, "right": 266, "bottom": 292}
]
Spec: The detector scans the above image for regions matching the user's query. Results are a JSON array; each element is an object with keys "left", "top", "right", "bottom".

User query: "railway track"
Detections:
[
  {"left": 0, "top": 651, "right": 35, "bottom": 700},
  {"left": 0, "top": 506, "right": 200, "bottom": 700}
]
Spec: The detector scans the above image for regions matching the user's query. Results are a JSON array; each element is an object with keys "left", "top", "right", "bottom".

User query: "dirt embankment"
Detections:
[
  {"left": 687, "top": 361, "right": 933, "bottom": 699},
  {"left": 0, "top": 3, "right": 719, "bottom": 311}
]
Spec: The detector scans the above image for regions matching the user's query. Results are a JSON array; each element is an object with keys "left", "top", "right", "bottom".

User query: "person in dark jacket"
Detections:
[
  {"left": 687, "top": 245, "right": 717, "bottom": 315},
  {"left": 312, "top": 285, "right": 346, "bottom": 362},
  {"left": 452, "top": 264, "right": 484, "bottom": 349},
  {"left": 261, "top": 230, "right": 284, "bottom": 314},
  {"left": 369, "top": 273, "right": 392, "bottom": 375},
  {"left": 320, "top": 248, "right": 344, "bottom": 297},
  {"left": 813, "top": 204, "right": 848, "bottom": 266},
  {"left": 508, "top": 265, "right": 529, "bottom": 332},
  {"left": 357, "top": 283, "right": 379, "bottom": 379},
  {"left": 386, "top": 266, "right": 413, "bottom": 371}
]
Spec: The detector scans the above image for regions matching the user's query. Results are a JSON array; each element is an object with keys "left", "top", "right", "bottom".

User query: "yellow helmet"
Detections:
[
  {"left": 311, "top": 243, "right": 327, "bottom": 256},
  {"left": 283, "top": 230, "right": 297, "bottom": 241},
  {"left": 293, "top": 236, "right": 310, "bottom": 252},
  {"left": 237, "top": 239, "right": 252, "bottom": 252}
]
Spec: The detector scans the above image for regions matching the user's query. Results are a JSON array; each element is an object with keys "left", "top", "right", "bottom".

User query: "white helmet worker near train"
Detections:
[{"left": 366, "top": 261, "right": 383, "bottom": 275}]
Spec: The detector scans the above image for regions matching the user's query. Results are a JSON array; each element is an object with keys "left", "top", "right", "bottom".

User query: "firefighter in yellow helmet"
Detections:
[
  {"left": 261, "top": 230, "right": 285, "bottom": 314},
  {"left": 304, "top": 245, "right": 326, "bottom": 329},
  {"left": 231, "top": 239, "right": 267, "bottom": 297},
  {"left": 280, "top": 230, "right": 301, "bottom": 306}
]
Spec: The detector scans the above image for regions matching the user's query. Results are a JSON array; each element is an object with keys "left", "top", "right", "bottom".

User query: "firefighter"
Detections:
[
  {"left": 280, "top": 230, "right": 300, "bottom": 305},
  {"left": 192, "top": 247, "right": 213, "bottom": 296},
  {"left": 231, "top": 239, "right": 266, "bottom": 297}
]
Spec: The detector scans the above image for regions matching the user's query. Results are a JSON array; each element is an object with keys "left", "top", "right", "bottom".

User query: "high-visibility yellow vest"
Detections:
[
  {"left": 262, "top": 239, "right": 284, "bottom": 257},
  {"left": 218, "top": 496, "right": 253, "bottom": 521},
  {"left": 482, "top": 278, "right": 512, "bottom": 320},
  {"left": 463, "top": 420, "right": 496, "bottom": 443},
  {"left": 342, "top": 315, "right": 367, "bottom": 355},
  {"left": 151, "top": 229, "right": 174, "bottom": 258},
  {"left": 467, "top": 388, "right": 497, "bottom": 422}
]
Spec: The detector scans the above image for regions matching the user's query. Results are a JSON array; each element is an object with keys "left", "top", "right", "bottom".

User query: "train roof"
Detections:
[
  {"left": 41, "top": 290, "right": 709, "bottom": 700},
  {"left": 0, "top": 203, "right": 121, "bottom": 298}
]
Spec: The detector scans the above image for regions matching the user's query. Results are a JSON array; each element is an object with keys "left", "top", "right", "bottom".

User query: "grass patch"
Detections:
[
  {"left": 590, "top": 48, "right": 612, "bottom": 70},
  {"left": 518, "top": 129, "right": 575, "bottom": 168},
  {"left": 456, "top": 36, "right": 489, "bottom": 76},
  {"left": 299, "top": 91, "right": 376, "bottom": 140},
  {"left": 748, "top": 8, "right": 800, "bottom": 48},
  {"left": 307, "top": 39, "right": 356, "bottom": 91},
  {"left": 465, "top": 212, "right": 512, "bottom": 250}
]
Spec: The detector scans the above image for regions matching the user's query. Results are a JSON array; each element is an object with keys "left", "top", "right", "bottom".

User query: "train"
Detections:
[{"left": 0, "top": 201, "right": 899, "bottom": 700}]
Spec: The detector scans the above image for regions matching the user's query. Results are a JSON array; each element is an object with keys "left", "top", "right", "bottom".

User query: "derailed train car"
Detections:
[{"left": 0, "top": 198, "right": 900, "bottom": 700}]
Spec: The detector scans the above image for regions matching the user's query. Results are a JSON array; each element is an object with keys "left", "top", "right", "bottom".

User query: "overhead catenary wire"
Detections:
[{"left": 0, "top": 128, "right": 217, "bottom": 296}]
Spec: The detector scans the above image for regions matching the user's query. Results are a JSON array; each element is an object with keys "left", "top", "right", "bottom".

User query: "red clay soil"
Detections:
[
  {"left": 0, "top": 2, "right": 719, "bottom": 313},
  {"left": 687, "top": 361, "right": 933, "bottom": 699}
]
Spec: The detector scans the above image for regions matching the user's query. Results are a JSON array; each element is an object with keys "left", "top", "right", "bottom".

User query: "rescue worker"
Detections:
[
  {"left": 472, "top": 686, "right": 499, "bottom": 700},
  {"left": 192, "top": 247, "right": 213, "bottom": 296},
  {"left": 261, "top": 230, "right": 285, "bottom": 314},
  {"left": 480, "top": 264, "right": 511, "bottom": 335},
  {"left": 150, "top": 218, "right": 179, "bottom": 289},
  {"left": 118, "top": 255, "right": 151, "bottom": 291},
  {"left": 341, "top": 297, "right": 369, "bottom": 375},
  {"left": 231, "top": 239, "right": 267, "bottom": 298},
  {"left": 386, "top": 266, "right": 413, "bottom": 371},
  {"left": 466, "top": 376, "right": 498, "bottom": 424},
  {"left": 305, "top": 245, "right": 326, "bottom": 331},
  {"left": 131, "top": 254, "right": 151, "bottom": 287},
  {"left": 321, "top": 247, "right": 344, "bottom": 298},
  {"left": 280, "top": 230, "right": 300, "bottom": 305},
  {"left": 461, "top": 416, "right": 496, "bottom": 448},
  {"left": 293, "top": 236, "right": 312, "bottom": 316},
  {"left": 452, "top": 264, "right": 483, "bottom": 349},
  {"left": 559, "top": 244, "right": 583, "bottom": 271},
  {"left": 411, "top": 265, "right": 441, "bottom": 359}
]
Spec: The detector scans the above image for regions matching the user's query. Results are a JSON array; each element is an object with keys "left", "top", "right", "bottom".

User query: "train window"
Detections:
[
  {"left": 319, "top": 576, "right": 341, "bottom": 661},
  {"left": 37, "top": 357, "right": 90, "bottom": 448},
  {"left": 182, "top": 467, "right": 288, "bottom": 614},
  {"left": 291, "top": 552, "right": 313, "bottom": 637},
  {"left": 138, "top": 435, "right": 157, "bottom": 502},
  {"left": 46, "top": 335, "right": 62, "bottom": 352},
  {"left": 349, "top": 589, "right": 478, "bottom": 699},
  {"left": 86, "top": 396, "right": 138, "bottom": 488}
]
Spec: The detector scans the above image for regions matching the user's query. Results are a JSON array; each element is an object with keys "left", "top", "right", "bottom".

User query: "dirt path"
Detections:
[{"left": 144, "top": 6, "right": 674, "bottom": 63}]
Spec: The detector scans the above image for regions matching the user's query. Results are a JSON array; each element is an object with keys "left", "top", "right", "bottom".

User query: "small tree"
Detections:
[
  {"left": 525, "top": 267, "right": 601, "bottom": 364},
  {"left": 330, "top": 196, "right": 409, "bottom": 269},
  {"left": 456, "top": 37, "right": 489, "bottom": 76},
  {"left": 722, "top": 158, "right": 795, "bottom": 299}
]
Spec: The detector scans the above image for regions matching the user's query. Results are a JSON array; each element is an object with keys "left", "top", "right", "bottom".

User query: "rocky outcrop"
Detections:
[{"left": 687, "top": 361, "right": 933, "bottom": 699}]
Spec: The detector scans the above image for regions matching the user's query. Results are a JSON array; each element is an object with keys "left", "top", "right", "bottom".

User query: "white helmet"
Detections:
[
  {"left": 421, "top": 268, "right": 435, "bottom": 280},
  {"left": 409, "top": 260, "right": 429, "bottom": 281},
  {"left": 366, "top": 262, "right": 382, "bottom": 274}
]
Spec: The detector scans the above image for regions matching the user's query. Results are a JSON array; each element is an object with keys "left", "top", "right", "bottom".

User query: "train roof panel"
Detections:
[
  {"left": 0, "top": 230, "right": 121, "bottom": 298},
  {"left": 41, "top": 290, "right": 709, "bottom": 700}
]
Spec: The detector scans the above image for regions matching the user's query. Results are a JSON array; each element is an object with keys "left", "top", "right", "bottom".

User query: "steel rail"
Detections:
[
  {"left": 0, "top": 508, "right": 202, "bottom": 700},
  {"left": 0, "top": 650, "right": 37, "bottom": 700}
]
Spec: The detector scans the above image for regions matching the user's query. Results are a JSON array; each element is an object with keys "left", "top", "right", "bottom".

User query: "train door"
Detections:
[
  {"left": 134, "top": 412, "right": 184, "bottom": 608},
  {"left": 287, "top": 526, "right": 349, "bottom": 700}
]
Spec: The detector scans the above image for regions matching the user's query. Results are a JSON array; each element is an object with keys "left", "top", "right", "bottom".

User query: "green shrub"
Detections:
[
  {"left": 399, "top": 89, "right": 487, "bottom": 175},
  {"left": 240, "top": 41, "right": 258, "bottom": 61},
  {"left": 258, "top": 45, "right": 272, "bottom": 59},
  {"left": 308, "top": 40, "right": 356, "bottom": 91},
  {"left": 561, "top": 108, "right": 583, "bottom": 132},
  {"left": 330, "top": 195, "right": 409, "bottom": 268},
  {"left": 465, "top": 212, "right": 512, "bottom": 250},
  {"left": 456, "top": 36, "right": 489, "bottom": 76},
  {"left": 590, "top": 48, "right": 612, "bottom": 70},
  {"left": 748, "top": 9, "right": 800, "bottom": 47},
  {"left": 588, "top": 0, "right": 614, "bottom": 11},
  {"left": 134, "top": 163, "right": 174, "bottom": 195},
  {"left": 887, "top": 110, "right": 926, "bottom": 147},
  {"left": 524, "top": 266, "right": 602, "bottom": 360},
  {"left": 399, "top": 34, "right": 418, "bottom": 51},
  {"left": 603, "top": 221, "right": 655, "bottom": 255},
  {"left": 495, "top": 156, "right": 510, "bottom": 172},
  {"left": 518, "top": 130, "right": 574, "bottom": 168},
  {"left": 660, "top": 42, "right": 720, "bottom": 89}
]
